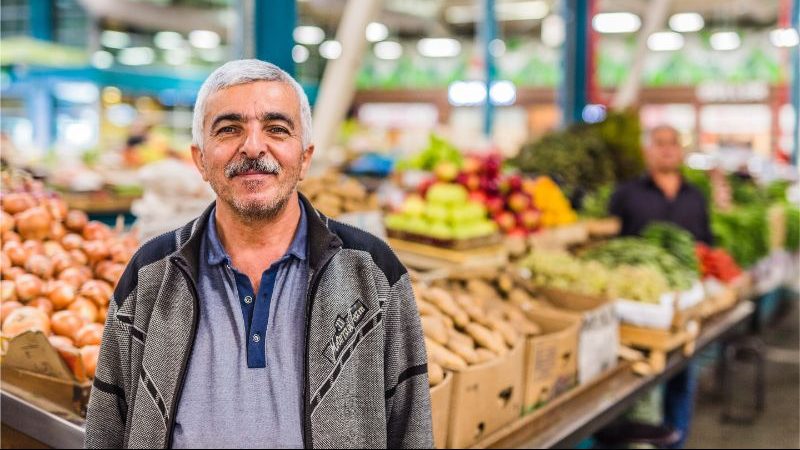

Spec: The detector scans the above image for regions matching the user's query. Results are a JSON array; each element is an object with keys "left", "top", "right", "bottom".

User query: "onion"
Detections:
[
  {"left": 1, "top": 253, "right": 11, "bottom": 275},
  {"left": 49, "top": 221, "right": 67, "bottom": 241},
  {"left": 82, "top": 240, "right": 110, "bottom": 265},
  {"left": 1, "top": 230, "right": 21, "bottom": 243},
  {"left": 22, "top": 240, "right": 45, "bottom": 257},
  {"left": 51, "top": 310, "right": 85, "bottom": 340},
  {"left": 108, "top": 241, "right": 134, "bottom": 264},
  {"left": 15, "top": 274, "right": 43, "bottom": 302},
  {"left": 2, "top": 306, "right": 51, "bottom": 338},
  {"left": 43, "top": 241, "right": 65, "bottom": 257},
  {"left": 61, "top": 233, "right": 84, "bottom": 251},
  {"left": 80, "top": 280, "right": 113, "bottom": 307},
  {"left": 98, "top": 263, "right": 125, "bottom": 287},
  {"left": 1, "top": 280, "right": 16, "bottom": 303},
  {"left": 25, "top": 254, "right": 54, "bottom": 280},
  {"left": 51, "top": 252, "right": 75, "bottom": 275},
  {"left": 68, "top": 297, "right": 98, "bottom": 324},
  {"left": 47, "top": 280, "right": 77, "bottom": 310},
  {"left": 1, "top": 211, "right": 15, "bottom": 233},
  {"left": 43, "top": 198, "right": 68, "bottom": 221},
  {"left": 49, "top": 335, "right": 75, "bottom": 349},
  {"left": 3, "top": 267, "right": 25, "bottom": 281},
  {"left": 2, "top": 192, "right": 36, "bottom": 215},
  {"left": 29, "top": 297, "right": 54, "bottom": 316},
  {"left": 4, "top": 241, "right": 26, "bottom": 266},
  {"left": 69, "top": 249, "right": 89, "bottom": 266},
  {"left": 96, "top": 306, "right": 108, "bottom": 323},
  {"left": 65, "top": 210, "right": 89, "bottom": 233},
  {"left": 80, "top": 345, "right": 100, "bottom": 379},
  {"left": 74, "top": 323, "right": 104, "bottom": 347},
  {"left": 82, "top": 221, "right": 111, "bottom": 241},
  {"left": 16, "top": 206, "right": 52, "bottom": 241},
  {"left": 57, "top": 267, "right": 87, "bottom": 289},
  {"left": 49, "top": 336, "right": 84, "bottom": 381},
  {"left": 1, "top": 301, "right": 23, "bottom": 322}
]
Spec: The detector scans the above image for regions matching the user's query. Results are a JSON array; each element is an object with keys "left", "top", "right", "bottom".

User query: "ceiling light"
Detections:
[
  {"left": 189, "top": 30, "right": 221, "bottom": 49},
  {"left": 101, "top": 30, "right": 130, "bottom": 49},
  {"left": 117, "top": 47, "right": 155, "bottom": 66},
  {"left": 668, "top": 13, "right": 704, "bottom": 33},
  {"left": 374, "top": 41, "right": 403, "bottom": 60},
  {"left": 366, "top": 22, "right": 389, "bottom": 43},
  {"left": 292, "top": 44, "right": 310, "bottom": 63},
  {"left": 154, "top": 31, "right": 184, "bottom": 50},
  {"left": 770, "top": 28, "right": 799, "bottom": 48},
  {"left": 489, "top": 80, "right": 516, "bottom": 106},
  {"left": 294, "top": 26, "right": 325, "bottom": 45},
  {"left": 446, "top": 1, "right": 548, "bottom": 24},
  {"left": 417, "top": 38, "right": 461, "bottom": 58},
  {"left": 489, "top": 39, "right": 506, "bottom": 57},
  {"left": 91, "top": 50, "right": 114, "bottom": 69},
  {"left": 710, "top": 31, "right": 741, "bottom": 51},
  {"left": 647, "top": 31, "right": 685, "bottom": 51},
  {"left": 542, "top": 14, "right": 565, "bottom": 47},
  {"left": 319, "top": 40, "right": 342, "bottom": 59},
  {"left": 592, "top": 12, "right": 641, "bottom": 34},
  {"left": 448, "top": 81, "right": 486, "bottom": 106},
  {"left": 164, "top": 48, "right": 191, "bottom": 65}
]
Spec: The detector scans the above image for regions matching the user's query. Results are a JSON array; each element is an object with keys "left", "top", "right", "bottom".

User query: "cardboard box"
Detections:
[
  {"left": 430, "top": 372, "right": 453, "bottom": 449},
  {"left": 0, "top": 331, "right": 91, "bottom": 419},
  {"left": 521, "top": 305, "right": 580, "bottom": 412},
  {"left": 447, "top": 340, "right": 525, "bottom": 448},
  {"left": 538, "top": 288, "right": 619, "bottom": 385}
]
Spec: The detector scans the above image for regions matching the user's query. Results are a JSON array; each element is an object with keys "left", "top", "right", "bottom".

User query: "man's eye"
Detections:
[
  {"left": 217, "top": 126, "right": 237, "bottom": 134},
  {"left": 268, "top": 126, "right": 289, "bottom": 135}
]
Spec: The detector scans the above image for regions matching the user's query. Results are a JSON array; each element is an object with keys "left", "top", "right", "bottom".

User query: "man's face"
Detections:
[
  {"left": 646, "top": 128, "right": 683, "bottom": 173},
  {"left": 191, "top": 81, "right": 314, "bottom": 221}
]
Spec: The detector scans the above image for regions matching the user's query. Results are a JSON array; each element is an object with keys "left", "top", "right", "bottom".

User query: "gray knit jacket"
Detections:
[{"left": 84, "top": 195, "right": 433, "bottom": 449}]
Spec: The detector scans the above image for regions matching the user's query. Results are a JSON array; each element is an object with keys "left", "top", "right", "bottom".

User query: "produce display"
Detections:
[
  {"left": 1, "top": 176, "right": 138, "bottom": 381},
  {"left": 786, "top": 206, "right": 799, "bottom": 252},
  {"left": 712, "top": 206, "right": 769, "bottom": 268},
  {"left": 386, "top": 183, "right": 498, "bottom": 241},
  {"left": 396, "top": 134, "right": 463, "bottom": 173},
  {"left": 298, "top": 171, "right": 379, "bottom": 218},
  {"left": 642, "top": 223, "right": 700, "bottom": 275},
  {"left": 582, "top": 238, "right": 696, "bottom": 291},
  {"left": 579, "top": 185, "right": 613, "bottom": 219},
  {"left": 695, "top": 244, "right": 742, "bottom": 283}
]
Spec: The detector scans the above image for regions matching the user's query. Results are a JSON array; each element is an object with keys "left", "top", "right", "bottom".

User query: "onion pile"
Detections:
[{"left": 0, "top": 188, "right": 138, "bottom": 380}]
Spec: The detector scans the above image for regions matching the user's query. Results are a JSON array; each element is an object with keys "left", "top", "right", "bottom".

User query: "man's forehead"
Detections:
[{"left": 204, "top": 82, "right": 300, "bottom": 122}]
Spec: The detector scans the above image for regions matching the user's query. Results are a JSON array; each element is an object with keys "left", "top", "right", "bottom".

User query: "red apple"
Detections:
[
  {"left": 418, "top": 179, "right": 437, "bottom": 197},
  {"left": 494, "top": 212, "right": 517, "bottom": 232},
  {"left": 508, "top": 175, "right": 523, "bottom": 192},
  {"left": 465, "top": 174, "right": 481, "bottom": 192},
  {"left": 462, "top": 156, "right": 483, "bottom": 175},
  {"left": 508, "top": 192, "right": 531, "bottom": 213},
  {"left": 507, "top": 227, "right": 528, "bottom": 238},
  {"left": 469, "top": 191, "right": 488, "bottom": 205},
  {"left": 486, "top": 197, "right": 506, "bottom": 215},
  {"left": 519, "top": 209, "right": 541, "bottom": 230}
]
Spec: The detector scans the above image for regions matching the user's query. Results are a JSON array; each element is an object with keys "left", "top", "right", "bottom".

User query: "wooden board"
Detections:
[
  {"left": 619, "top": 322, "right": 701, "bottom": 372},
  {"left": 59, "top": 191, "right": 138, "bottom": 214},
  {"left": 388, "top": 238, "right": 508, "bottom": 271},
  {"left": 582, "top": 217, "right": 622, "bottom": 238},
  {"left": 386, "top": 229, "right": 503, "bottom": 251}
]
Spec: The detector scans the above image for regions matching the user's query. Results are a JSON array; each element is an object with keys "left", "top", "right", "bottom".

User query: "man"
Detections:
[
  {"left": 85, "top": 59, "right": 433, "bottom": 449},
  {"left": 609, "top": 125, "right": 711, "bottom": 448}
]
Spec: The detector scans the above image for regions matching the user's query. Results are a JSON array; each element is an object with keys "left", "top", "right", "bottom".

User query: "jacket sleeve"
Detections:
[
  {"left": 84, "top": 299, "right": 131, "bottom": 449},
  {"left": 384, "top": 273, "right": 435, "bottom": 449}
]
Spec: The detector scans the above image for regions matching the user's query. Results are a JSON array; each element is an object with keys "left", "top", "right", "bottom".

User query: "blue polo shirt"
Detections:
[{"left": 172, "top": 203, "right": 309, "bottom": 449}]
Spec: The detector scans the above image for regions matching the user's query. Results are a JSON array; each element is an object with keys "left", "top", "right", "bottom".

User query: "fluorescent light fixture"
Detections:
[
  {"left": 710, "top": 31, "right": 741, "bottom": 51},
  {"left": 164, "top": 48, "right": 191, "bottom": 65},
  {"left": 366, "top": 22, "right": 389, "bottom": 43},
  {"left": 189, "top": 30, "right": 221, "bottom": 49},
  {"left": 448, "top": 81, "right": 486, "bottom": 106},
  {"left": 117, "top": 47, "right": 155, "bottom": 66},
  {"left": 292, "top": 44, "right": 310, "bottom": 63},
  {"left": 446, "top": 1, "right": 548, "bottom": 24},
  {"left": 374, "top": 41, "right": 403, "bottom": 60},
  {"left": 542, "top": 14, "right": 565, "bottom": 47},
  {"left": 198, "top": 47, "right": 224, "bottom": 62},
  {"left": 489, "top": 39, "right": 506, "bottom": 57},
  {"left": 417, "top": 38, "right": 461, "bottom": 58},
  {"left": 770, "top": 28, "right": 800, "bottom": 48},
  {"left": 592, "top": 12, "right": 641, "bottom": 34},
  {"left": 489, "top": 80, "right": 516, "bottom": 105},
  {"left": 647, "top": 31, "right": 685, "bottom": 51},
  {"left": 154, "top": 31, "right": 184, "bottom": 50},
  {"left": 668, "top": 13, "right": 704, "bottom": 33},
  {"left": 582, "top": 104, "right": 607, "bottom": 123},
  {"left": 100, "top": 30, "right": 130, "bottom": 49},
  {"left": 319, "top": 40, "right": 342, "bottom": 59},
  {"left": 294, "top": 26, "right": 325, "bottom": 45},
  {"left": 54, "top": 82, "right": 99, "bottom": 104},
  {"left": 64, "top": 122, "right": 95, "bottom": 147},
  {"left": 91, "top": 50, "right": 114, "bottom": 69}
]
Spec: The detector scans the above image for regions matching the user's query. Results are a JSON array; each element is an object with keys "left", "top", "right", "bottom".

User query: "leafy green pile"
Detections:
[
  {"left": 681, "top": 167, "right": 712, "bottom": 205},
  {"left": 785, "top": 205, "right": 799, "bottom": 252},
  {"left": 396, "top": 134, "right": 463, "bottom": 171},
  {"left": 580, "top": 184, "right": 613, "bottom": 218},
  {"left": 642, "top": 222, "right": 700, "bottom": 274},
  {"left": 582, "top": 238, "right": 696, "bottom": 291},
  {"left": 711, "top": 206, "right": 769, "bottom": 268}
]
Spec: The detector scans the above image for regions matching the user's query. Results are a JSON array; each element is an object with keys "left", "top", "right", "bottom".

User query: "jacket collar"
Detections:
[{"left": 173, "top": 192, "right": 342, "bottom": 279}]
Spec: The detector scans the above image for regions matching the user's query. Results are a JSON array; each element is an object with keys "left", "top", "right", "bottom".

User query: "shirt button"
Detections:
[
  {"left": 252, "top": 333, "right": 261, "bottom": 343},
  {"left": 244, "top": 296, "right": 253, "bottom": 304}
]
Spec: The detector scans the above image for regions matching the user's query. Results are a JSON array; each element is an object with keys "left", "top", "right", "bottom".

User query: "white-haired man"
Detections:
[{"left": 85, "top": 59, "right": 433, "bottom": 449}]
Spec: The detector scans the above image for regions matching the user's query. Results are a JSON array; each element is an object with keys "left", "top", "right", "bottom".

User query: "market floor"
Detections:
[{"left": 686, "top": 300, "right": 800, "bottom": 449}]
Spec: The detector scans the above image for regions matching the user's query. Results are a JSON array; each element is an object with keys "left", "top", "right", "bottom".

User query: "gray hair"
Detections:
[{"left": 192, "top": 59, "right": 313, "bottom": 149}]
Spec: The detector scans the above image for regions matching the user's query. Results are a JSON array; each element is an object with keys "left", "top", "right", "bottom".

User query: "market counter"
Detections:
[{"left": 0, "top": 302, "right": 755, "bottom": 449}]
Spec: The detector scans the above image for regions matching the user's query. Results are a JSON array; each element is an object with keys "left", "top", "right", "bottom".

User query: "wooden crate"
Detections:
[
  {"left": 388, "top": 237, "right": 508, "bottom": 271},
  {"left": 619, "top": 321, "right": 701, "bottom": 373},
  {"left": 387, "top": 229, "right": 503, "bottom": 251}
]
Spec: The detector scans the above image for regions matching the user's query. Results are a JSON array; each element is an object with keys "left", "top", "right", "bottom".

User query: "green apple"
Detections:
[
  {"left": 429, "top": 222, "right": 454, "bottom": 240},
  {"left": 401, "top": 195, "right": 426, "bottom": 217},
  {"left": 427, "top": 183, "right": 469, "bottom": 206},
  {"left": 424, "top": 203, "right": 450, "bottom": 222},
  {"left": 385, "top": 214, "right": 407, "bottom": 231}
]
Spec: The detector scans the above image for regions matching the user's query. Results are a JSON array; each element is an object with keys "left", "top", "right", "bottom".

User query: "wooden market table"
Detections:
[{"left": 472, "top": 301, "right": 755, "bottom": 449}]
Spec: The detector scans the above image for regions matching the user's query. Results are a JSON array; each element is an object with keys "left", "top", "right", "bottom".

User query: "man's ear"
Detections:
[
  {"left": 191, "top": 145, "right": 208, "bottom": 181},
  {"left": 299, "top": 145, "right": 315, "bottom": 181}
]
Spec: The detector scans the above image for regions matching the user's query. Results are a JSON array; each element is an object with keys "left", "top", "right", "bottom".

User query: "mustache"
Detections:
[{"left": 224, "top": 157, "right": 282, "bottom": 178}]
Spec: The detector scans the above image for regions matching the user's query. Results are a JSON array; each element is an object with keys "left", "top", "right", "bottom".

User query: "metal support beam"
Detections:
[
  {"left": 28, "top": 83, "right": 55, "bottom": 152},
  {"left": 560, "top": 0, "right": 591, "bottom": 126},
  {"left": 254, "top": 0, "right": 296, "bottom": 76},
  {"left": 30, "top": 0, "right": 54, "bottom": 41},
  {"left": 481, "top": 0, "right": 498, "bottom": 137}
]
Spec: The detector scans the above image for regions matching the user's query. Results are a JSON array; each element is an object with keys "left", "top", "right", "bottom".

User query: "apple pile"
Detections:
[{"left": 385, "top": 183, "right": 498, "bottom": 241}]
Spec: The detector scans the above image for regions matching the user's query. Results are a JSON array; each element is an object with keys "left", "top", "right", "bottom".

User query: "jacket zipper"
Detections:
[{"left": 163, "top": 257, "right": 201, "bottom": 448}]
